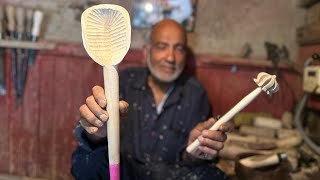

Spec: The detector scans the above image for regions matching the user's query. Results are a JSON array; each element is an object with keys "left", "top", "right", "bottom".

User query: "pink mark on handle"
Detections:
[{"left": 110, "top": 164, "right": 120, "bottom": 180}]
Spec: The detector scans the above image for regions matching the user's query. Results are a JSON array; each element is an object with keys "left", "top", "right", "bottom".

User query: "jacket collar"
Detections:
[{"left": 131, "top": 68, "right": 189, "bottom": 107}]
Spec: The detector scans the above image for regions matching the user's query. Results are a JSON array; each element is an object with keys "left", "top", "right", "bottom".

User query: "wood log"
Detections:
[
  {"left": 227, "top": 133, "right": 277, "bottom": 150},
  {"left": 219, "top": 143, "right": 299, "bottom": 171},
  {"left": 281, "top": 111, "right": 293, "bottom": 129},
  {"left": 276, "top": 132, "right": 302, "bottom": 148},
  {"left": 239, "top": 125, "right": 276, "bottom": 138},
  {"left": 239, "top": 153, "right": 287, "bottom": 169},
  {"left": 253, "top": 116, "right": 282, "bottom": 129},
  {"left": 276, "top": 129, "right": 299, "bottom": 139}
]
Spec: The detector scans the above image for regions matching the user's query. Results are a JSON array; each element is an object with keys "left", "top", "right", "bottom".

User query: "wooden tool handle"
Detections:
[
  {"left": 16, "top": 7, "right": 25, "bottom": 33},
  {"left": 5, "top": 5, "right": 15, "bottom": 32},
  {"left": 31, "top": 10, "right": 43, "bottom": 37},
  {"left": 26, "top": 9, "right": 33, "bottom": 35},
  {"left": 103, "top": 65, "right": 120, "bottom": 180},
  {"left": 186, "top": 87, "right": 262, "bottom": 153}
]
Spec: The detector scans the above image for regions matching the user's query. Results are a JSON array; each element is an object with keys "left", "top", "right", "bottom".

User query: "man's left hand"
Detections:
[{"left": 187, "top": 117, "right": 232, "bottom": 160}]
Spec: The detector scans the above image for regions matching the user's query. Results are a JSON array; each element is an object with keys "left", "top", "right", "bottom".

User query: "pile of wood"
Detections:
[
  {"left": 216, "top": 111, "right": 320, "bottom": 179},
  {"left": 298, "top": 0, "right": 320, "bottom": 45}
]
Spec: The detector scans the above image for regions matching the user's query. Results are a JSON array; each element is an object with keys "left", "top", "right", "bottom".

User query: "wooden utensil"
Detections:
[
  {"left": 81, "top": 4, "right": 131, "bottom": 180},
  {"left": 187, "top": 72, "right": 279, "bottom": 154}
]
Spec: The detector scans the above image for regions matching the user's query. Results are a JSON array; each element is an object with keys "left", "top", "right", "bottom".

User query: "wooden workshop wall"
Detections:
[
  {"left": 0, "top": 0, "right": 307, "bottom": 179},
  {"left": 0, "top": 43, "right": 302, "bottom": 179},
  {"left": 0, "top": 0, "right": 305, "bottom": 61}
]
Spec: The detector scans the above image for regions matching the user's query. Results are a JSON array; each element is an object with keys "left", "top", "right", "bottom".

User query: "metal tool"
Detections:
[
  {"left": 28, "top": 10, "right": 43, "bottom": 66},
  {"left": 20, "top": 8, "right": 33, "bottom": 100},
  {"left": 0, "top": 6, "right": 6, "bottom": 95},
  {"left": 6, "top": 5, "right": 19, "bottom": 101},
  {"left": 15, "top": 7, "right": 25, "bottom": 104}
]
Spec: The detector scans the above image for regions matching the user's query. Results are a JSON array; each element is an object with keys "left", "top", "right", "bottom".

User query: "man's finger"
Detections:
[
  {"left": 198, "top": 135, "right": 224, "bottom": 150},
  {"left": 198, "top": 146, "right": 218, "bottom": 160},
  {"left": 86, "top": 95, "right": 109, "bottom": 122},
  {"left": 202, "top": 130, "right": 227, "bottom": 142},
  {"left": 80, "top": 104, "right": 104, "bottom": 127},
  {"left": 92, "top": 85, "right": 107, "bottom": 107},
  {"left": 79, "top": 117, "right": 99, "bottom": 134},
  {"left": 119, "top": 100, "right": 129, "bottom": 114}
]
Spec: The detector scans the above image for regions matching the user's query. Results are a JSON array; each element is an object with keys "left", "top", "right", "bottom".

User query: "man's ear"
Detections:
[{"left": 142, "top": 45, "right": 149, "bottom": 66}]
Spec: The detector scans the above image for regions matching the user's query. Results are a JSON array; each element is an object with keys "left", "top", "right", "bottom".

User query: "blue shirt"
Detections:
[{"left": 71, "top": 67, "right": 228, "bottom": 180}]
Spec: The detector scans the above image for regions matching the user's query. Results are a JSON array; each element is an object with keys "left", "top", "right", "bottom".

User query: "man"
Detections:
[{"left": 72, "top": 19, "right": 230, "bottom": 179}]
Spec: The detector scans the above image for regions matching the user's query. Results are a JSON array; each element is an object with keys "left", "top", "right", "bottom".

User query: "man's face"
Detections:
[{"left": 147, "top": 24, "right": 187, "bottom": 83}]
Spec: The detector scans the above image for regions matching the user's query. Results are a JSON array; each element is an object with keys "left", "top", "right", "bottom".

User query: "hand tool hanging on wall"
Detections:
[
  {"left": 20, "top": 8, "right": 33, "bottom": 101},
  {"left": 25, "top": 9, "right": 33, "bottom": 40},
  {"left": 5, "top": 5, "right": 19, "bottom": 102},
  {"left": 15, "top": 7, "right": 25, "bottom": 104},
  {"left": 24, "top": 9, "right": 33, "bottom": 59},
  {"left": 0, "top": 6, "right": 6, "bottom": 96},
  {"left": 28, "top": 10, "right": 43, "bottom": 67}
]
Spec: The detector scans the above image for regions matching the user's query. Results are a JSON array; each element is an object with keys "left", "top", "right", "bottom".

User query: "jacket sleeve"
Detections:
[{"left": 71, "top": 125, "right": 111, "bottom": 179}]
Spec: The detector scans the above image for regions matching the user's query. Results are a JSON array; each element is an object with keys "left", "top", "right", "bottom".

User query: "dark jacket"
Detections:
[{"left": 71, "top": 67, "right": 228, "bottom": 180}]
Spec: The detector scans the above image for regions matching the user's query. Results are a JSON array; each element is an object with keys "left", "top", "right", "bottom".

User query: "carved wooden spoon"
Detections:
[{"left": 81, "top": 4, "right": 131, "bottom": 180}]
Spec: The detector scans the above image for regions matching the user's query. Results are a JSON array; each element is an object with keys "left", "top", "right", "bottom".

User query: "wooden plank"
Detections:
[
  {"left": 196, "top": 65, "right": 300, "bottom": 118},
  {"left": 0, "top": 174, "right": 47, "bottom": 180},
  {"left": 8, "top": 53, "right": 24, "bottom": 175},
  {"left": 0, "top": 53, "right": 10, "bottom": 173},
  {"left": 8, "top": 52, "right": 42, "bottom": 176},
  {"left": 17, "top": 52, "right": 41, "bottom": 176},
  {"left": 0, "top": 40, "right": 55, "bottom": 50},
  {"left": 51, "top": 58, "right": 71, "bottom": 179},
  {"left": 37, "top": 55, "right": 55, "bottom": 178}
]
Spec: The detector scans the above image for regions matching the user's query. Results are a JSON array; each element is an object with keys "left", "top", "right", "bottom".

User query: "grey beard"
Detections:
[{"left": 146, "top": 55, "right": 184, "bottom": 83}]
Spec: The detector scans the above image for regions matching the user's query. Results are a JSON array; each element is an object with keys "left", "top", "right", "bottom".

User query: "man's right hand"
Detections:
[{"left": 79, "top": 85, "right": 129, "bottom": 143}]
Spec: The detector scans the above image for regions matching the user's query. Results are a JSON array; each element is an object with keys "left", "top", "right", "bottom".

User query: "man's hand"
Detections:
[
  {"left": 79, "top": 85, "right": 129, "bottom": 143},
  {"left": 187, "top": 117, "right": 232, "bottom": 160}
]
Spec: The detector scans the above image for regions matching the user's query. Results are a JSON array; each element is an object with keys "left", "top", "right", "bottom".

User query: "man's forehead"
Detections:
[
  {"left": 151, "top": 28, "right": 186, "bottom": 44},
  {"left": 151, "top": 21, "right": 186, "bottom": 44}
]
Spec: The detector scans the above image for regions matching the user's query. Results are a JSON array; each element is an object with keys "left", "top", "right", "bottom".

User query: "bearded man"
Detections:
[{"left": 72, "top": 19, "right": 230, "bottom": 180}]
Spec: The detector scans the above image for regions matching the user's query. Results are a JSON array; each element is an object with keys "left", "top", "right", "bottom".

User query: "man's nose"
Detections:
[{"left": 166, "top": 48, "right": 175, "bottom": 63}]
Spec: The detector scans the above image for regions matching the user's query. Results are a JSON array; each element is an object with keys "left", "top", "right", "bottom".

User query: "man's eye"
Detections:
[
  {"left": 155, "top": 44, "right": 167, "bottom": 50},
  {"left": 175, "top": 45, "right": 186, "bottom": 53}
]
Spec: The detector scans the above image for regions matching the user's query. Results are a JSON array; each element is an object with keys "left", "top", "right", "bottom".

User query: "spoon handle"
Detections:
[
  {"left": 103, "top": 65, "right": 120, "bottom": 180},
  {"left": 186, "top": 87, "right": 262, "bottom": 153}
]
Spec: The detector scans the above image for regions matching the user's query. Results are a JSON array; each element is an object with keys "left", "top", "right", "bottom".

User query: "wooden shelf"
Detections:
[
  {"left": 196, "top": 54, "right": 297, "bottom": 72},
  {"left": 0, "top": 40, "right": 56, "bottom": 50}
]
